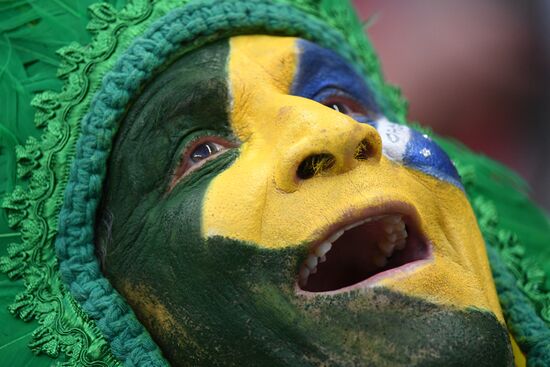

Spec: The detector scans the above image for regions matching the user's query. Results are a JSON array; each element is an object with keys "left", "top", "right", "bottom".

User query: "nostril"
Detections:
[
  {"left": 354, "top": 139, "right": 372, "bottom": 161},
  {"left": 297, "top": 154, "right": 336, "bottom": 180}
]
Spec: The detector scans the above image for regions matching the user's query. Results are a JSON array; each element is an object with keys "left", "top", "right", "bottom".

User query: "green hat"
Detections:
[{"left": 1, "top": 0, "right": 549, "bottom": 366}]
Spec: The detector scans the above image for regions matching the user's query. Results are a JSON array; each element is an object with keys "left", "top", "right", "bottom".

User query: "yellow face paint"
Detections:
[{"left": 202, "top": 35, "right": 503, "bottom": 321}]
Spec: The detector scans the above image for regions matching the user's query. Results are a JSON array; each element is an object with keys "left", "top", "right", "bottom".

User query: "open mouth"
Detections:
[{"left": 298, "top": 211, "right": 430, "bottom": 293}]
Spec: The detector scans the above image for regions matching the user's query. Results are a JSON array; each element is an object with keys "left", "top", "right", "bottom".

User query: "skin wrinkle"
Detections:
[
  {"left": 114, "top": 150, "right": 172, "bottom": 231},
  {"left": 431, "top": 183, "right": 477, "bottom": 269},
  {"left": 240, "top": 40, "right": 295, "bottom": 94},
  {"left": 126, "top": 71, "right": 182, "bottom": 121},
  {"left": 259, "top": 175, "right": 270, "bottom": 244},
  {"left": 348, "top": 167, "right": 369, "bottom": 204},
  {"left": 230, "top": 77, "right": 252, "bottom": 140},
  {"left": 95, "top": 209, "right": 113, "bottom": 269},
  {"left": 110, "top": 202, "right": 150, "bottom": 264},
  {"left": 168, "top": 79, "right": 229, "bottom": 122}
]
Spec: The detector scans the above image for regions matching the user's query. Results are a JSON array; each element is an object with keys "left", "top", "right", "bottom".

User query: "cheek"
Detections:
[
  {"left": 101, "top": 188, "right": 211, "bottom": 360},
  {"left": 379, "top": 178, "right": 504, "bottom": 321},
  {"left": 105, "top": 200, "right": 198, "bottom": 288},
  {"left": 104, "top": 148, "right": 240, "bottom": 282},
  {"left": 102, "top": 170, "right": 211, "bottom": 308}
]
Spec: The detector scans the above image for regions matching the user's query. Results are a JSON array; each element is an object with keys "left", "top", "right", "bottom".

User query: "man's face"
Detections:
[{"left": 98, "top": 36, "right": 513, "bottom": 366}]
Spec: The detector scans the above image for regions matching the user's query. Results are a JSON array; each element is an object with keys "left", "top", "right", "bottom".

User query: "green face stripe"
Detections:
[
  {"left": 97, "top": 38, "right": 237, "bottom": 362},
  {"left": 97, "top": 39, "right": 513, "bottom": 366},
  {"left": 165, "top": 237, "right": 513, "bottom": 366}
]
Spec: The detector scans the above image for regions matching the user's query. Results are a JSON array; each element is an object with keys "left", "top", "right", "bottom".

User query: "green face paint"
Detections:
[{"left": 97, "top": 38, "right": 513, "bottom": 366}]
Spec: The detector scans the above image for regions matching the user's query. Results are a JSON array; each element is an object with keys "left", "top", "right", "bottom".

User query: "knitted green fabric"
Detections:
[{"left": 0, "top": 0, "right": 549, "bottom": 365}]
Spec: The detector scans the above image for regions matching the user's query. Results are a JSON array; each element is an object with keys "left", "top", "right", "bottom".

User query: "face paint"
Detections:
[
  {"left": 203, "top": 35, "right": 502, "bottom": 314},
  {"left": 98, "top": 36, "right": 515, "bottom": 365},
  {"left": 97, "top": 39, "right": 239, "bottom": 363}
]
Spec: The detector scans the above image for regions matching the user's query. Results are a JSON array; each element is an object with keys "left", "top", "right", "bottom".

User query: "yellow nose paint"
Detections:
[{"left": 202, "top": 35, "right": 504, "bottom": 323}]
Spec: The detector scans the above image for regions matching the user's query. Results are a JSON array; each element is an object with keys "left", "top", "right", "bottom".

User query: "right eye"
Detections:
[{"left": 169, "top": 136, "right": 233, "bottom": 190}]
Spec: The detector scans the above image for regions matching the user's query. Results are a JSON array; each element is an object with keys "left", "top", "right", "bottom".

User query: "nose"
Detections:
[{"left": 273, "top": 98, "right": 382, "bottom": 193}]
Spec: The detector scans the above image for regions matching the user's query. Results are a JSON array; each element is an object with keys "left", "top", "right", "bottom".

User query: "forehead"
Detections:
[
  {"left": 122, "top": 36, "right": 366, "bottom": 137},
  {"left": 226, "top": 36, "right": 380, "bottom": 140},
  {"left": 227, "top": 35, "right": 372, "bottom": 99}
]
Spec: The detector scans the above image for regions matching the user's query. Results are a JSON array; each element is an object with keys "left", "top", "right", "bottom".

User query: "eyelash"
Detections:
[
  {"left": 314, "top": 88, "right": 374, "bottom": 120},
  {"left": 321, "top": 95, "right": 367, "bottom": 115}
]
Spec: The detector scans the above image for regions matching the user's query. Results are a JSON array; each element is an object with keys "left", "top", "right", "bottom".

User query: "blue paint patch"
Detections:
[
  {"left": 372, "top": 118, "right": 463, "bottom": 189},
  {"left": 403, "top": 132, "right": 463, "bottom": 189},
  {"left": 292, "top": 39, "right": 379, "bottom": 114}
]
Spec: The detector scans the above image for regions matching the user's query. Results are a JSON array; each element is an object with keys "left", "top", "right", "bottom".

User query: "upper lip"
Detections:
[
  {"left": 306, "top": 201, "right": 421, "bottom": 254},
  {"left": 296, "top": 201, "right": 432, "bottom": 295}
]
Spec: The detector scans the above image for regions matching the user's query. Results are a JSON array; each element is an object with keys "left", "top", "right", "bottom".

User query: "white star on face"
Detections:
[{"left": 420, "top": 148, "right": 432, "bottom": 158}]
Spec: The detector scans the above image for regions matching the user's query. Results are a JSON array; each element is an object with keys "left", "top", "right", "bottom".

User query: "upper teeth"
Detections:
[
  {"left": 378, "top": 215, "right": 408, "bottom": 253},
  {"left": 315, "top": 242, "right": 332, "bottom": 257},
  {"left": 298, "top": 214, "right": 408, "bottom": 288}
]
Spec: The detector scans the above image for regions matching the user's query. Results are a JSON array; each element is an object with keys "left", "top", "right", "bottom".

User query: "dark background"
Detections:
[{"left": 353, "top": 0, "right": 550, "bottom": 212}]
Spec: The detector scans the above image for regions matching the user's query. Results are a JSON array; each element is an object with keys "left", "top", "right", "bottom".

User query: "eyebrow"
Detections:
[
  {"left": 291, "top": 39, "right": 379, "bottom": 112},
  {"left": 132, "top": 74, "right": 229, "bottom": 128},
  {"left": 164, "top": 77, "right": 228, "bottom": 122}
]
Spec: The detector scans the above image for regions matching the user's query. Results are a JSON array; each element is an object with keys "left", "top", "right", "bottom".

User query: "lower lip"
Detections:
[{"left": 295, "top": 252, "right": 433, "bottom": 297}]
